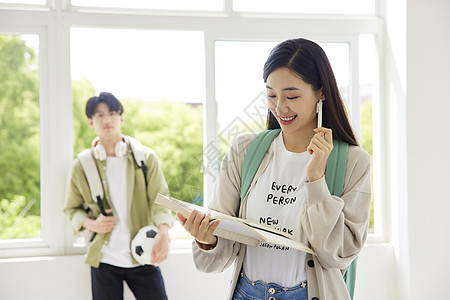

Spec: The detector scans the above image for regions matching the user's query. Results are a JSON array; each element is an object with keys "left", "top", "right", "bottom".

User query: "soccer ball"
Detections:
[{"left": 131, "top": 225, "right": 159, "bottom": 265}]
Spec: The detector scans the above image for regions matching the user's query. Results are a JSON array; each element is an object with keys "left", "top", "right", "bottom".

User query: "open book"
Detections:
[{"left": 156, "top": 194, "right": 315, "bottom": 255}]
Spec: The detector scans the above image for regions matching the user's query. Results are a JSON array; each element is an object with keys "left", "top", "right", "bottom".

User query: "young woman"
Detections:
[{"left": 178, "top": 38, "right": 372, "bottom": 300}]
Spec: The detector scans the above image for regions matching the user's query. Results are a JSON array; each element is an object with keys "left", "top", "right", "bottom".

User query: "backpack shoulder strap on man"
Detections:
[
  {"left": 240, "top": 130, "right": 357, "bottom": 299},
  {"left": 126, "top": 136, "right": 146, "bottom": 168},
  {"left": 125, "top": 136, "right": 149, "bottom": 188},
  {"left": 77, "top": 149, "right": 104, "bottom": 204},
  {"left": 77, "top": 149, "right": 108, "bottom": 244}
]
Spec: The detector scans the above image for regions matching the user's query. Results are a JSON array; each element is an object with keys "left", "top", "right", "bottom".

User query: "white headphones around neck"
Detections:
[{"left": 91, "top": 137, "right": 128, "bottom": 161}]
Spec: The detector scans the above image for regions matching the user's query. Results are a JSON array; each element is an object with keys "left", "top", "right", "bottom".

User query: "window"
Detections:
[
  {"left": 0, "top": 34, "right": 40, "bottom": 241},
  {"left": 359, "top": 34, "right": 379, "bottom": 234},
  {"left": 0, "top": 0, "right": 383, "bottom": 257},
  {"left": 214, "top": 41, "right": 276, "bottom": 163},
  {"left": 70, "top": 28, "right": 205, "bottom": 246}
]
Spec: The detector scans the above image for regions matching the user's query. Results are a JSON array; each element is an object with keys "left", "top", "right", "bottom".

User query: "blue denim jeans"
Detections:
[{"left": 232, "top": 270, "right": 308, "bottom": 300}]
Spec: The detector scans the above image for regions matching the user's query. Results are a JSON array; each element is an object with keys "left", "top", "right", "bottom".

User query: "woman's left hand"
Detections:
[{"left": 306, "top": 127, "right": 333, "bottom": 182}]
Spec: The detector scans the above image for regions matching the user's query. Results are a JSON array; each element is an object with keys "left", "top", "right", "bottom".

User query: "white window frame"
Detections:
[{"left": 0, "top": 0, "right": 386, "bottom": 258}]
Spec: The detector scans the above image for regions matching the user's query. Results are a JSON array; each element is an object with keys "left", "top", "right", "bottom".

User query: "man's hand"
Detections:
[
  {"left": 82, "top": 209, "right": 118, "bottom": 233},
  {"left": 151, "top": 224, "right": 170, "bottom": 265}
]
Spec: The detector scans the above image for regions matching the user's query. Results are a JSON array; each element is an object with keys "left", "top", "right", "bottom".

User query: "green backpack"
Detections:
[{"left": 239, "top": 129, "right": 357, "bottom": 299}]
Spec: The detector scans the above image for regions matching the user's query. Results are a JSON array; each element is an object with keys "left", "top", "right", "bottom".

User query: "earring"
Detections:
[{"left": 317, "top": 99, "right": 323, "bottom": 128}]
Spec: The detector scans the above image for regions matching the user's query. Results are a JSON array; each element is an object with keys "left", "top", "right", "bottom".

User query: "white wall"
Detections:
[
  {"left": 0, "top": 245, "right": 394, "bottom": 300},
  {"left": 384, "top": 0, "right": 409, "bottom": 299},
  {"left": 0, "top": 251, "right": 233, "bottom": 300},
  {"left": 384, "top": 0, "right": 450, "bottom": 299},
  {"left": 405, "top": 0, "right": 450, "bottom": 299}
]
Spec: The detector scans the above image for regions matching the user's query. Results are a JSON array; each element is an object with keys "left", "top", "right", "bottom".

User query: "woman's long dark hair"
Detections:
[{"left": 263, "top": 38, "right": 358, "bottom": 146}]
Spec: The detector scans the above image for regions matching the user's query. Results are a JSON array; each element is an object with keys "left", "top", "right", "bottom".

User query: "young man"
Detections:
[{"left": 64, "top": 92, "right": 172, "bottom": 300}]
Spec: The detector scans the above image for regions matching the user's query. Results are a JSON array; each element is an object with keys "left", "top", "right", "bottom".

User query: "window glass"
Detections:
[
  {"left": 0, "top": 34, "right": 41, "bottom": 240},
  {"left": 70, "top": 28, "right": 204, "bottom": 244},
  {"left": 359, "top": 34, "right": 377, "bottom": 233},
  {"left": 234, "top": 0, "right": 374, "bottom": 14},
  {"left": 320, "top": 43, "right": 350, "bottom": 104},
  {"left": 214, "top": 41, "right": 276, "bottom": 162},
  {"left": 71, "top": 0, "right": 222, "bottom": 11}
]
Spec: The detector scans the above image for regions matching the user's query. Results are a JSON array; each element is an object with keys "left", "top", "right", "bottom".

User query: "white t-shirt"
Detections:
[
  {"left": 243, "top": 133, "right": 310, "bottom": 287},
  {"left": 100, "top": 156, "right": 137, "bottom": 268}
]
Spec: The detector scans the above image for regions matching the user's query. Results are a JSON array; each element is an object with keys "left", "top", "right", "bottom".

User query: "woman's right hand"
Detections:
[{"left": 177, "top": 210, "right": 220, "bottom": 249}]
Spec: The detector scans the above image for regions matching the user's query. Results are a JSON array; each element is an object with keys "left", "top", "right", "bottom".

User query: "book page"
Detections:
[
  {"left": 218, "top": 218, "right": 315, "bottom": 255},
  {"left": 156, "top": 194, "right": 222, "bottom": 219},
  {"left": 249, "top": 227, "right": 316, "bottom": 255},
  {"left": 156, "top": 194, "right": 285, "bottom": 238},
  {"left": 156, "top": 194, "right": 315, "bottom": 255}
]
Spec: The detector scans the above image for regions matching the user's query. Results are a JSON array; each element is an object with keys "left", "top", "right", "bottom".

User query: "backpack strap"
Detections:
[
  {"left": 77, "top": 149, "right": 104, "bottom": 203},
  {"left": 325, "top": 139, "right": 348, "bottom": 196},
  {"left": 125, "top": 136, "right": 149, "bottom": 188},
  {"left": 240, "top": 129, "right": 281, "bottom": 201},
  {"left": 324, "top": 140, "right": 357, "bottom": 300},
  {"left": 77, "top": 148, "right": 108, "bottom": 242},
  {"left": 126, "top": 136, "right": 146, "bottom": 167},
  {"left": 344, "top": 259, "right": 358, "bottom": 300}
]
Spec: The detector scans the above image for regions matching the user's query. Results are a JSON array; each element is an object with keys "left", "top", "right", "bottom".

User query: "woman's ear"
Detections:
[{"left": 317, "top": 88, "right": 325, "bottom": 101}]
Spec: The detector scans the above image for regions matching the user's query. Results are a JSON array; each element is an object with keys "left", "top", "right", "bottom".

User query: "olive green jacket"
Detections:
[{"left": 63, "top": 142, "right": 173, "bottom": 267}]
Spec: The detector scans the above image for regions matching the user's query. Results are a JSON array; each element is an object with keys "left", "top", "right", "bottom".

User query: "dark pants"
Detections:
[{"left": 91, "top": 263, "right": 168, "bottom": 300}]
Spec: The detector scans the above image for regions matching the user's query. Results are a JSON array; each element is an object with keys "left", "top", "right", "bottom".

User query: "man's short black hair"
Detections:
[{"left": 85, "top": 92, "right": 124, "bottom": 119}]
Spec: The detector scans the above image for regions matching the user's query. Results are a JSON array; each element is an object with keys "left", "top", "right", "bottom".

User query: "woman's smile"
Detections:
[{"left": 278, "top": 114, "right": 298, "bottom": 125}]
